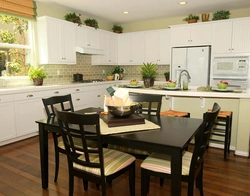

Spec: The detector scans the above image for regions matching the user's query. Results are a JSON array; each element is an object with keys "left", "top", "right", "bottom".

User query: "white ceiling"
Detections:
[{"left": 35, "top": 0, "right": 250, "bottom": 24}]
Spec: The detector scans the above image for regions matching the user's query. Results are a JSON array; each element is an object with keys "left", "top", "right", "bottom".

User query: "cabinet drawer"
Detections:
[
  {"left": 14, "top": 91, "right": 44, "bottom": 101},
  {"left": 44, "top": 89, "right": 72, "bottom": 97},
  {"left": 0, "top": 94, "right": 14, "bottom": 103}
]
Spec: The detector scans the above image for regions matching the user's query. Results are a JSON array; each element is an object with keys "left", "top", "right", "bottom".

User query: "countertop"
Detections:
[{"left": 0, "top": 80, "right": 250, "bottom": 99}]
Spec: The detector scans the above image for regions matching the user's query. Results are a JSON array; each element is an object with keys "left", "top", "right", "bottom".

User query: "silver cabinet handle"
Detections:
[
  {"left": 75, "top": 89, "right": 80, "bottom": 91},
  {"left": 54, "top": 91, "right": 59, "bottom": 94},
  {"left": 76, "top": 98, "right": 80, "bottom": 101},
  {"left": 97, "top": 95, "right": 101, "bottom": 97},
  {"left": 27, "top": 94, "right": 33, "bottom": 97}
]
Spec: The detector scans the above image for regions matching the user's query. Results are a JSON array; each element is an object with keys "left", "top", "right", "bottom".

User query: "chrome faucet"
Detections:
[{"left": 178, "top": 70, "right": 191, "bottom": 88}]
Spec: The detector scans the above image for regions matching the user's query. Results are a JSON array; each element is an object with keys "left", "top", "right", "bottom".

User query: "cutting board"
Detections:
[{"left": 100, "top": 113, "right": 145, "bottom": 127}]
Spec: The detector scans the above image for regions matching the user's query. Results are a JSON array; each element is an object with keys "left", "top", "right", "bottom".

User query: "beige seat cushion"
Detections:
[
  {"left": 141, "top": 151, "right": 193, "bottom": 176},
  {"left": 74, "top": 148, "right": 135, "bottom": 176}
]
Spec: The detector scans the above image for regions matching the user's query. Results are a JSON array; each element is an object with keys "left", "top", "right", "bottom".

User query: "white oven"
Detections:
[{"left": 212, "top": 56, "right": 250, "bottom": 88}]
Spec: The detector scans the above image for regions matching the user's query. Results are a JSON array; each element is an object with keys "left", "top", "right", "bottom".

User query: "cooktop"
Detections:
[{"left": 72, "top": 79, "right": 106, "bottom": 83}]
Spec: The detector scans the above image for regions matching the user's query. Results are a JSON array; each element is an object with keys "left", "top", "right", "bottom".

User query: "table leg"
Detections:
[
  {"left": 39, "top": 123, "right": 48, "bottom": 189},
  {"left": 171, "top": 150, "right": 182, "bottom": 196}
]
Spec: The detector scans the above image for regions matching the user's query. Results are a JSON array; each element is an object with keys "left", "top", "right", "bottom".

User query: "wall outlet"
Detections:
[
  {"left": 102, "top": 70, "right": 105, "bottom": 74},
  {"left": 57, "top": 70, "right": 60, "bottom": 75}
]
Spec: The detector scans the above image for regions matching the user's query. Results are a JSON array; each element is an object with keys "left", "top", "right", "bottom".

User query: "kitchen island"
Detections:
[
  {"left": 0, "top": 80, "right": 250, "bottom": 157},
  {"left": 118, "top": 81, "right": 250, "bottom": 157}
]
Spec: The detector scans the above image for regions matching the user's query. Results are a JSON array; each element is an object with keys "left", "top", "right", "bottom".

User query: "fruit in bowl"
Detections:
[
  {"left": 167, "top": 80, "right": 176, "bottom": 88},
  {"left": 130, "top": 79, "right": 138, "bottom": 86},
  {"left": 217, "top": 81, "right": 228, "bottom": 89}
]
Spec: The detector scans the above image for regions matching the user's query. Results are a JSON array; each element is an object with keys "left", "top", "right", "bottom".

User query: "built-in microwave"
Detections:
[{"left": 212, "top": 56, "right": 249, "bottom": 79}]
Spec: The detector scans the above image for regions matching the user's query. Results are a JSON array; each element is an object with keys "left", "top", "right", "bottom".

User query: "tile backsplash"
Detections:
[{"left": 0, "top": 53, "right": 170, "bottom": 87}]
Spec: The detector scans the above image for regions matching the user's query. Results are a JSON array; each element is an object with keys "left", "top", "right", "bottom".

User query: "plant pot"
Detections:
[
  {"left": 143, "top": 77, "right": 155, "bottom": 87},
  {"left": 188, "top": 19, "right": 197, "bottom": 23},
  {"left": 107, "top": 76, "right": 114, "bottom": 81},
  {"left": 113, "top": 30, "right": 122, "bottom": 34},
  {"left": 202, "top": 14, "right": 210, "bottom": 22},
  {"left": 33, "top": 78, "right": 43, "bottom": 86}
]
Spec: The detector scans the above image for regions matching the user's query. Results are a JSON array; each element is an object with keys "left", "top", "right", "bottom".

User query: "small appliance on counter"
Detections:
[{"left": 73, "top": 73, "right": 83, "bottom": 82}]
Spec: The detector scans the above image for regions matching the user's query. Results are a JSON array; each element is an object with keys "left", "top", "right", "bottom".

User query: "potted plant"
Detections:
[
  {"left": 212, "top": 10, "right": 231, "bottom": 20},
  {"left": 84, "top": 18, "right": 99, "bottom": 29},
  {"left": 64, "top": 12, "right": 82, "bottom": 26},
  {"left": 28, "top": 66, "right": 47, "bottom": 86},
  {"left": 112, "top": 66, "right": 124, "bottom": 80},
  {"left": 164, "top": 72, "right": 170, "bottom": 81},
  {"left": 183, "top": 14, "right": 200, "bottom": 23},
  {"left": 141, "top": 62, "right": 157, "bottom": 87},
  {"left": 106, "top": 72, "right": 113, "bottom": 81},
  {"left": 112, "top": 25, "right": 123, "bottom": 33}
]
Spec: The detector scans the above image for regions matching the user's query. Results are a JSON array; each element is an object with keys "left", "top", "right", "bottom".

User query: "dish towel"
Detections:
[{"left": 100, "top": 119, "right": 160, "bottom": 135}]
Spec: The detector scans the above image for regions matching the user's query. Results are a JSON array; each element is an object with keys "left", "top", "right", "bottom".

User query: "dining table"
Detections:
[{"left": 36, "top": 107, "right": 203, "bottom": 196}]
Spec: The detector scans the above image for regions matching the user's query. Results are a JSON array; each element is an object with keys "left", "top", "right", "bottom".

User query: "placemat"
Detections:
[{"left": 100, "top": 118, "right": 160, "bottom": 135}]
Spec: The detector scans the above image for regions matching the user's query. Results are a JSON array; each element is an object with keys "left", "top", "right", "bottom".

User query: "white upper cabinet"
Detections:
[
  {"left": 37, "top": 16, "right": 76, "bottom": 64},
  {"left": 145, "top": 29, "right": 170, "bottom": 64},
  {"left": 212, "top": 18, "right": 250, "bottom": 55},
  {"left": 170, "top": 23, "right": 212, "bottom": 47},
  {"left": 118, "top": 32, "right": 145, "bottom": 65},
  {"left": 75, "top": 25, "right": 99, "bottom": 49},
  {"left": 92, "top": 30, "right": 118, "bottom": 65}
]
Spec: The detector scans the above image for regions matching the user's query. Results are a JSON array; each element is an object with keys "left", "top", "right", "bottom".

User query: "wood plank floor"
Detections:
[{"left": 0, "top": 135, "right": 250, "bottom": 196}]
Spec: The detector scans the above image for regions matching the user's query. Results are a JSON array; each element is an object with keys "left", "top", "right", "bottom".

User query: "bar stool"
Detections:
[
  {"left": 160, "top": 110, "right": 190, "bottom": 117},
  {"left": 208, "top": 110, "right": 233, "bottom": 160}
]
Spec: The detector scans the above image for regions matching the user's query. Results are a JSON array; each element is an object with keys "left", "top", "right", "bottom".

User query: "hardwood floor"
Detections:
[{"left": 0, "top": 135, "right": 250, "bottom": 196}]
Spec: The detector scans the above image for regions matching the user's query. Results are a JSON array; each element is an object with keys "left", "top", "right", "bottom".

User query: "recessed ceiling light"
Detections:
[
  {"left": 123, "top": 11, "right": 129, "bottom": 14},
  {"left": 179, "top": 1, "right": 187, "bottom": 5}
]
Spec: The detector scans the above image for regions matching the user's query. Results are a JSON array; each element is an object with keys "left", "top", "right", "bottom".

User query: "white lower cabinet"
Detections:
[
  {"left": 14, "top": 91, "right": 45, "bottom": 137},
  {"left": 0, "top": 95, "right": 16, "bottom": 142}
]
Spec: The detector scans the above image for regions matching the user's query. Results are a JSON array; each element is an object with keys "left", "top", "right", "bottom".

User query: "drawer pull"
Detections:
[
  {"left": 75, "top": 89, "right": 80, "bottom": 91},
  {"left": 97, "top": 95, "right": 101, "bottom": 97},
  {"left": 54, "top": 91, "right": 59, "bottom": 94},
  {"left": 27, "top": 94, "right": 33, "bottom": 97},
  {"left": 76, "top": 98, "right": 80, "bottom": 101}
]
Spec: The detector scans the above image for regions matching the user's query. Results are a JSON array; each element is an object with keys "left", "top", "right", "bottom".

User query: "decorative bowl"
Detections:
[
  {"left": 167, "top": 82, "right": 176, "bottom": 88},
  {"left": 217, "top": 83, "right": 228, "bottom": 89},
  {"left": 130, "top": 81, "right": 139, "bottom": 86},
  {"left": 106, "top": 102, "right": 139, "bottom": 117}
]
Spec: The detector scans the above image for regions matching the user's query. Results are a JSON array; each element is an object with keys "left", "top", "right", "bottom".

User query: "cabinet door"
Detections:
[
  {"left": 75, "top": 25, "right": 88, "bottom": 47},
  {"left": 232, "top": 19, "right": 250, "bottom": 53},
  {"left": 107, "top": 33, "right": 118, "bottom": 64},
  {"left": 15, "top": 99, "right": 44, "bottom": 136},
  {"left": 0, "top": 102, "right": 16, "bottom": 142},
  {"left": 87, "top": 27, "right": 99, "bottom": 49},
  {"left": 145, "top": 31, "right": 158, "bottom": 63},
  {"left": 158, "top": 29, "right": 171, "bottom": 64},
  {"left": 212, "top": 21, "right": 233, "bottom": 54},
  {"left": 170, "top": 26, "right": 191, "bottom": 46},
  {"left": 131, "top": 32, "right": 145, "bottom": 64},
  {"left": 118, "top": 34, "right": 131, "bottom": 64},
  {"left": 62, "top": 22, "right": 76, "bottom": 63},
  {"left": 190, "top": 23, "right": 212, "bottom": 45}
]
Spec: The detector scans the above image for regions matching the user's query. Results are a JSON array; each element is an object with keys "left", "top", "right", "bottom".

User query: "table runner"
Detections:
[{"left": 100, "top": 118, "right": 160, "bottom": 135}]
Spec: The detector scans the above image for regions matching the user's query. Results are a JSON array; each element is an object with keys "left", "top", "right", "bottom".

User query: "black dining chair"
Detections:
[
  {"left": 108, "top": 93, "right": 162, "bottom": 159},
  {"left": 54, "top": 109, "right": 136, "bottom": 196},
  {"left": 42, "top": 94, "right": 97, "bottom": 182},
  {"left": 140, "top": 102, "right": 221, "bottom": 196}
]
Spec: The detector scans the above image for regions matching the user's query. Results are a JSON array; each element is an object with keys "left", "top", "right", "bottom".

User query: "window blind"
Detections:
[{"left": 0, "top": 0, "right": 36, "bottom": 18}]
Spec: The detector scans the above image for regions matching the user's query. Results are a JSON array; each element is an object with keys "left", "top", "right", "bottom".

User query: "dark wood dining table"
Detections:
[{"left": 36, "top": 107, "right": 203, "bottom": 196}]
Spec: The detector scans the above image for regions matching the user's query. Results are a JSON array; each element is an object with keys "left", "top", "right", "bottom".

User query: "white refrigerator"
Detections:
[{"left": 171, "top": 46, "right": 211, "bottom": 86}]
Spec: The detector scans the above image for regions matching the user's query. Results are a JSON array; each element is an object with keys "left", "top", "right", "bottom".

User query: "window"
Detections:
[{"left": 0, "top": 14, "right": 34, "bottom": 76}]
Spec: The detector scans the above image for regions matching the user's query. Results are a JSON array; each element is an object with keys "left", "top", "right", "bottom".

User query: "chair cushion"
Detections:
[
  {"left": 73, "top": 148, "right": 135, "bottom": 176},
  {"left": 108, "top": 144, "right": 150, "bottom": 155},
  {"left": 160, "top": 110, "right": 189, "bottom": 117},
  {"left": 141, "top": 151, "right": 192, "bottom": 176},
  {"left": 58, "top": 138, "right": 98, "bottom": 149},
  {"left": 208, "top": 110, "right": 232, "bottom": 118}
]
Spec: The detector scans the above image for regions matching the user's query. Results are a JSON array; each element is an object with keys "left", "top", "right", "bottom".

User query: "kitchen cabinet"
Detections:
[
  {"left": 170, "top": 23, "right": 212, "bottom": 47},
  {"left": 0, "top": 94, "right": 16, "bottom": 142},
  {"left": 75, "top": 25, "right": 99, "bottom": 49},
  {"left": 37, "top": 16, "right": 76, "bottom": 64},
  {"left": 92, "top": 30, "right": 118, "bottom": 65},
  {"left": 14, "top": 91, "right": 45, "bottom": 137},
  {"left": 144, "top": 29, "right": 170, "bottom": 64},
  {"left": 118, "top": 32, "right": 145, "bottom": 65},
  {"left": 212, "top": 18, "right": 250, "bottom": 55},
  {"left": 71, "top": 84, "right": 107, "bottom": 110}
]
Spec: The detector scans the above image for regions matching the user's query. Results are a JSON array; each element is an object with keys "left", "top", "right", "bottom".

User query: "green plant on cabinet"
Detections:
[
  {"left": 212, "top": 10, "right": 231, "bottom": 20},
  {"left": 64, "top": 12, "right": 82, "bottom": 26},
  {"left": 84, "top": 18, "right": 99, "bottom": 29},
  {"left": 112, "top": 25, "right": 123, "bottom": 33}
]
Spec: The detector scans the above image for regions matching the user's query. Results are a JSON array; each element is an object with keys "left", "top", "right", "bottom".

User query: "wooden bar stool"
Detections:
[
  {"left": 160, "top": 110, "right": 190, "bottom": 117},
  {"left": 208, "top": 110, "right": 233, "bottom": 160}
]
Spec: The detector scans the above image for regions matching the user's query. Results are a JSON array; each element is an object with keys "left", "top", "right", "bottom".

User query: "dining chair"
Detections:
[
  {"left": 140, "top": 102, "right": 221, "bottom": 196},
  {"left": 54, "top": 109, "right": 136, "bottom": 196},
  {"left": 108, "top": 93, "right": 162, "bottom": 159}
]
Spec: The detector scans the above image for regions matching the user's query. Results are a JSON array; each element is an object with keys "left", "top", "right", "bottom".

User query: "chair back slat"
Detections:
[
  {"left": 190, "top": 102, "right": 221, "bottom": 175},
  {"left": 129, "top": 93, "right": 162, "bottom": 115},
  {"left": 42, "top": 94, "right": 74, "bottom": 118},
  {"left": 55, "top": 109, "right": 105, "bottom": 173}
]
